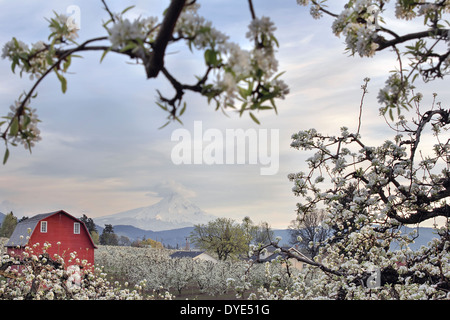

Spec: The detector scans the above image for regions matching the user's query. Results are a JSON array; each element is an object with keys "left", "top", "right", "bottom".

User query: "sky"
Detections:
[{"left": 0, "top": 0, "right": 448, "bottom": 229}]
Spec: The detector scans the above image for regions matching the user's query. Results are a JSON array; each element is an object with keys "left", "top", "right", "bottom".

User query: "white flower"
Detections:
[
  {"left": 1, "top": 38, "right": 29, "bottom": 60},
  {"left": 377, "top": 73, "right": 414, "bottom": 107},
  {"left": 226, "top": 43, "right": 251, "bottom": 76},
  {"left": 108, "top": 18, "right": 146, "bottom": 49},
  {"left": 252, "top": 47, "right": 278, "bottom": 77},
  {"left": 310, "top": 5, "right": 323, "bottom": 19},
  {"left": 32, "top": 41, "right": 46, "bottom": 52},
  {"left": 343, "top": 23, "right": 379, "bottom": 57},
  {"left": 246, "top": 16, "right": 276, "bottom": 41},
  {"left": 51, "top": 13, "right": 79, "bottom": 40},
  {"left": 271, "top": 79, "right": 289, "bottom": 99},
  {"left": 216, "top": 72, "right": 237, "bottom": 104}
]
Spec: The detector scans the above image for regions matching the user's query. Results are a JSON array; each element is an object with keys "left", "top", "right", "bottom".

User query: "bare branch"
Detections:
[
  {"left": 101, "top": 0, "right": 116, "bottom": 23},
  {"left": 248, "top": 0, "right": 256, "bottom": 20},
  {"left": 145, "top": 0, "right": 186, "bottom": 78},
  {"left": 375, "top": 28, "right": 449, "bottom": 51}
]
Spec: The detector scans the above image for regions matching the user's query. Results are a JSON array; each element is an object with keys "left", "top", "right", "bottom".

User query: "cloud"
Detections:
[
  {"left": 2, "top": 0, "right": 449, "bottom": 230},
  {"left": 0, "top": 200, "right": 19, "bottom": 215},
  {"left": 149, "top": 180, "right": 197, "bottom": 199}
]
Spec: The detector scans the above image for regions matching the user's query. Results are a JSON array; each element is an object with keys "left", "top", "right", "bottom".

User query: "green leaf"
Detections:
[
  {"left": 270, "top": 34, "right": 280, "bottom": 47},
  {"left": 156, "top": 102, "right": 168, "bottom": 111},
  {"left": 158, "top": 121, "right": 171, "bottom": 130},
  {"left": 270, "top": 98, "right": 278, "bottom": 115},
  {"left": 22, "top": 115, "right": 31, "bottom": 129},
  {"left": 174, "top": 116, "right": 183, "bottom": 125},
  {"left": 255, "top": 68, "right": 264, "bottom": 79},
  {"left": 179, "top": 102, "right": 187, "bottom": 116},
  {"left": 55, "top": 71, "right": 67, "bottom": 93},
  {"left": 100, "top": 48, "right": 111, "bottom": 63},
  {"left": 9, "top": 117, "right": 19, "bottom": 136},
  {"left": 63, "top": 56, "right": 72, "bottom": 72},
  {"left": 204, "top": 49, "right": 218, "bottom": 66},
  {"left": 60, "top": 75, "right": 67, "bottom": 93},
  {"left": 119, "top": 42, "right": 137, "bottom": 53},
  {"left": 3, "top": 148, "right": 9, "bottom": 165},
  {"left": 238, "top": 86, "right": 248, "bottom": 99},
  {"left": 249, "top": 112, "right": 260, "bottom": 125},
  {"left": 46, "top": 53, "right": 54, "bottom": 66},
  {"left": 247, "top": 81, "right": 254, "bottom": 95},
  {"left": 239, "top": 102, "right": 248, "bottom": 117},
  {"left": 204, "top": 49, "right": 213, "bottom": 65},
  {"left": 121, "top": 5, "right": 136, "bottom": 14},
  {"left": 273, "top": 71, "right": 286, "bottom": 80}
]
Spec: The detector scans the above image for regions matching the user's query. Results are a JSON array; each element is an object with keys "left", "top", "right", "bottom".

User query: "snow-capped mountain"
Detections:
[{"left": 94, "top": 193, "right": 216, "bottom": 231}]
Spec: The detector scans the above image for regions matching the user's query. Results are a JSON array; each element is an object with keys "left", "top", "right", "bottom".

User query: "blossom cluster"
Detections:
[
  {"left": 173, "top": 4, "right": 289, "bottom": 114},
  {"left": 285, "top": 95, "right": 450, "bottom": 299},
  {"left": 298, "top": 0, "right": 382, "bottom": 57},
  {"left": 1, "top": 40, "right": 45, "bottom": 155},
  {"left": 0, "top": 245, "right": 148, "bottom": 300},
  {"left": 377, "top": 73, "right": 416, "bottom": 115},
  {"left": 107, "top": 16, "right": 159, "bottom": 50},
  {"left": 297, "top": 0, "right": 450, "bottom": 115},
  {"left": 1, "top": 11, "right": 80, "bottom": 158},
  {"left": 1, "top": 38, "right": 53, "bottom": 81},
  {"left": 1, "top": 2, "right": 290, "bottom": 160},
  {"left": 103, "top": 2, "right": 289, "bottom": 117},
  {"left": 48, "top": 13, "right": 79, "bottom": 41},
  {"left": 3, "top": 94, "right": 41, "bottom": 153}
]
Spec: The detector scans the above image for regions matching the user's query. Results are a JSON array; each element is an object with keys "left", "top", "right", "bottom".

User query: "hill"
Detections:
[
  {"left": 95, "top": 224, "right": 439, "bottom": 251},
  {"left": 97, "top": 224, "right": 292, "bottom": 249}
]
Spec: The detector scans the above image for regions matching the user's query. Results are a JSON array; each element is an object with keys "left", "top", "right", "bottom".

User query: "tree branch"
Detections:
[
  {"left": 269, "top": 242, "right": 343, "bottom": 277},
  {"left": 145, "top": 0, "right": 187, "bottom": 78},
  {"left": 1, "top": 37, "right": 109, "bottom": 141},
  {"left": 375, "top": 28, "right": 449, "bottom": 51},
  {"left": 248, "top": 0, "right": 256, "bottom": 20},
  {"left": 101, "top": 0, "right": 116, "bottom": 23},
  {"left": 410, "top": 109, "right": 450, "bottom": 162}
]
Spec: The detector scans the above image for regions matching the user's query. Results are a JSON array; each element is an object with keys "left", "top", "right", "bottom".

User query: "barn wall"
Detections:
[{"left": 29, "top": 212, "right": 95, "bottom": 267}]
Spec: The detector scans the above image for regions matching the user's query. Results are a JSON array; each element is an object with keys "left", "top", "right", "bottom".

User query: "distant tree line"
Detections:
[{"left": 0, "top": 212, "right": 17, "bottom": 238}]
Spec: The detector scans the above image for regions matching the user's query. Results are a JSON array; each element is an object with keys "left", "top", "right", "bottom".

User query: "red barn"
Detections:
[{"left": 5, "top": 210, "right": 97, "bottom": 268}]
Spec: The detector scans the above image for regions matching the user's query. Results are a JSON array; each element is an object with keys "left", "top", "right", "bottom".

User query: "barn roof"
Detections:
[
  {"left": 5, "top": 210, "right": 97, "bottom": 249},
  {"left": 5, "top": 212, "right": 55, "bottom": 248}
]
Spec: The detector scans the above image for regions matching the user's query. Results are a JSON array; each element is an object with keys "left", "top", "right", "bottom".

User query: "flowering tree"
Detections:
[
  {"left": 298, "top": 0, "right": 450, "bottom": 119},
  {"left": 244, "top": 1, "right": 450, "bottom": 300},
  {"left": 279, "top": 94, "right": 449, "bottom": 299},
  {"left": 0, "top": 0, "right": 288, "bottom": 163},
  {"left": 0, "top": 244, "right": 150, "bottom": 300}
]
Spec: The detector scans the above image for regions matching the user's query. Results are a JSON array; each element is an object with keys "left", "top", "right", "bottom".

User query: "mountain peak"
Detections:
[{"left": 94, "top": 193, "right": 215, "bottom": 231}]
